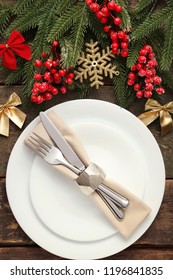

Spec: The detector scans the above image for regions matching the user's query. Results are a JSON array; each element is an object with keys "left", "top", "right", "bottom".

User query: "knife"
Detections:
[
  {"left": 40, "top": 112, "right": 85, "bottom": 171},
  {"left": 39, "top": 111, "right": 129, "bottom": 209}
]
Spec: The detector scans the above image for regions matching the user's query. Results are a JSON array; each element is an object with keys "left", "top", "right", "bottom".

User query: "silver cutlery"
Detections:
[
  {"left": 28, "top": 132, "right": 125, "bottom": 220},
  {"left": 39, "top": 111, "right": 129, "bottom": 209}
]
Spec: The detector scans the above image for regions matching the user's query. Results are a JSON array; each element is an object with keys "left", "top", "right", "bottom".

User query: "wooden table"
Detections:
[{"left": 1, "top": 71, "right": 173, "bottom": 260}]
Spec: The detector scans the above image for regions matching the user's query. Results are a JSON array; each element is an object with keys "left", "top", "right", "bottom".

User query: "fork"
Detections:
[{"left": 28, "top": 133, "right": 128, "bottom": 219}]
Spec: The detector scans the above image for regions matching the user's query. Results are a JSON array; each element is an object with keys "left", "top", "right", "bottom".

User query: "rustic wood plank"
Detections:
[
  {"left": 0, "top": 246, "right": 172, "bottom": 260},
  {"left": 1, "top": 179, "right": 173, "bottom": 246}
]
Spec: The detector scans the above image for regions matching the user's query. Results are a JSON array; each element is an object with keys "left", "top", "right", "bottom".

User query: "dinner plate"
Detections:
[{"left": 6, "top": 99, "right": 165, "bottom": 259}]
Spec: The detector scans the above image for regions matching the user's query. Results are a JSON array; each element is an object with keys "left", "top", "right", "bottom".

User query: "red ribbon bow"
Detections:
[{"left": 0, "top": 30, "right": 32, "bottom": 70}]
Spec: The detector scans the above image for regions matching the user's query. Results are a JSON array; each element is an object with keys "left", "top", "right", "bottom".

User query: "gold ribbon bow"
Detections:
[
  {"left": 0, "top": 92, "right": 26, "bottom": 137},
  {"left": 138, "top": 99, "right": 173, "bottom": 136}
]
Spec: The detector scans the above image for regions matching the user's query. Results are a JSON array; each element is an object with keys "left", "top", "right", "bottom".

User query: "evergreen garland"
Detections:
[{"left": 0, "top": 0, "right": 173, "bottom": 107}]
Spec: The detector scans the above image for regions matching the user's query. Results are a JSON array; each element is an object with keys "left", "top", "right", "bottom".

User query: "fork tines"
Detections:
[{"left": 28, "top": 132, "right": 51, "bottom": 157}]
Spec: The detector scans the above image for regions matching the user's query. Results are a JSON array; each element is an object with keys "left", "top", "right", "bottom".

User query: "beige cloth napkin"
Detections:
[{"left": 25, "top": 110, "right": 151, "bottom": 238}]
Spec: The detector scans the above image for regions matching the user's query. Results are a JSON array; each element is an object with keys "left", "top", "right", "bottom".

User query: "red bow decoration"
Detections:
[{"left": 0, "top": 30, "right": 32, "bottom": 70}]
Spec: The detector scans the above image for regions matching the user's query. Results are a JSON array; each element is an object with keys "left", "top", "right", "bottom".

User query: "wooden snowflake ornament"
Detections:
[{"left": 74, "top": 40, "right": 119, "bottom": 89}]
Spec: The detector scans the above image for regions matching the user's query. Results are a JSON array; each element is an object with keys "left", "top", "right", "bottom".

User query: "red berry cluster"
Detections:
[
  {"left": 31, "top": 41, "right": 74, "bottom": 104},
  {"left": 127, "top": 45, "right": 165, "bottom": 98},
  {"left": 86, "top": 0, "right": 129, "bottom": 57}
]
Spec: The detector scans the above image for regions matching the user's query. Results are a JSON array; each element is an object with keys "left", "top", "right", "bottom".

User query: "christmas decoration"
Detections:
[
  {"left": 0, "top": 0, "right": 173, "bottom": 108},
  {"left": 86, "top": 0, "right": 130, "bottom": 57},
  {"left": 0, "top": 30, "right": 31, "bottom": 70},
  {"left": 127, "top": 45, "right": 164, "bottom": 99},
  {"left": 0, "top": 92, "right": 26, "bottom": 137},
  {"left": 74, "top": 40, "right": 119, "bottom": 89},
  {"left": 31, "top": 40, "right": 75, "bottom": 104},
  {"left": 138, "top": 99, "right": 173, "bottom": 136}
]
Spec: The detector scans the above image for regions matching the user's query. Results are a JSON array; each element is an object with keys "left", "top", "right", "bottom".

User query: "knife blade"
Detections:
[{"left": 40, "top": 111, "right": 85, "bottom": 171}]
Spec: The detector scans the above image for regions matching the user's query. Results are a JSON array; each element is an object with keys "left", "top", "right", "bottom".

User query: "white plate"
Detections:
[{"left": 6, "top": 99, "right": 165, "bottom": 259}]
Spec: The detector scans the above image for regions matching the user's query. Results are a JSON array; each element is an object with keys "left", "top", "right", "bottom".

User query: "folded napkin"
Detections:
[{"left": 25, "top": 110, "right": 151, "bottom": 238}]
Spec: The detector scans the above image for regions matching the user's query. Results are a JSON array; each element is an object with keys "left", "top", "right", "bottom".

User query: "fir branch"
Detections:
[
  {"left": 126, "top": 40, "right": 145, "bottom": 68},
  {"left": 112, "top": 58, "right": 131, "bottom": 108},
  {"left": 160, "top": 13, "right": 173, "bottom": 70},
  {"left": 0, "top": 3, "right": 11, "bottom": 35},
  {"left": 69, "top": 3, "right": 88, "bottom": 66},
  {"left": 161, "top": 71, "right": 173, "bottom": 91},
  {"left": 47, "top": 4, "right": 82, "bottom": 42},
  {"left": 4, "top": 0, "right": 47, "bottom": 36},
  {"left": 131, "top": 7, "right": 172, "bottom": 41},
  {"left": 87, "top": 10, "right": 109, "bottom": 49},
  {"left": 134, "top": 0, "right": 156, "bottom": 13},
  {"left": 12, "top": 0, "right": 35, "bottom": 15},
  {"left": 165, "top": 0, "right": 173, "bottom": 8},
  {"left": 116, "top": 0, "right": 132, "bottom": 31}
]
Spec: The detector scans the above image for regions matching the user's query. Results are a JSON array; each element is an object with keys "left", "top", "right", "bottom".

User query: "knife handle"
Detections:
[{"left": 98, "top": 184, "right": 129, "bottom": 208}]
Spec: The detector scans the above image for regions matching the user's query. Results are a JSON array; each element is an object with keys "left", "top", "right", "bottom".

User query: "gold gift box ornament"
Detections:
[
  {"left": 138, "top": 99, "right": 173, "bottom": 136},
  {"left": 0, "top": 92, "right": 26, "bottom": 137}
]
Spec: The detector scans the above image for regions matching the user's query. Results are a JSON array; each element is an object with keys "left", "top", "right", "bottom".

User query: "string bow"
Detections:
[
  {"left": 138, "top": 99, "right": 173, "bottom": 136},
  {"left": 0, "top": 30, "right": 32, "bottom": 70},
  {"left": 0, "top": 92, "right": 26, "bottom": 137}
]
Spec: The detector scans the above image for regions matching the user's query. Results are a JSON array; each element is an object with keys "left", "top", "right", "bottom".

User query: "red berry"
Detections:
[
  {"left": 117, "top": 31, "right": 126, "bottom": 39},
  {"left": 139, "top": 48, "right": 147, "bottom": 56},
  {"left": 100, "top": 17, "right": 108, "bottom": 24},
  {"left": 134, "top": 84, "right": 141, "bottom": 91},
  {"left": 144, "top": 91, "right": 152, "bottom": 98},
  {"left": 145, "top": 83, "right": 154, "bottom": 91},
  {"left": 31, "top": 95, "right": 38, "bottom": 102},
  {"left": 153, "top": 75, "right": 162, "bottom": 85},
  {"left": 59, "top": 69, "right": 66, "bottom": 76},
  {"left": 43, "top": 72, "right": 51, "bottom": 81},
  {"left": 34, "top": 73, "right": 42, "bottom": 81},
  {"left": 147, "top": 59, "right": 157, "bottom": 68},
  {"left": 121, "top": 49, "right": 129, "bottom": 57},
  {"left": 131, "top": 65, "right": 136, "bottom": 71},
  {"left": 41, "top": 52, "right": 47, "bottom": 58},
  {"left": 44, "top": 92, "right": 52, "bottom": 100},
  {"left": 121, "top": 42, "right": 128, "bottom": 49},
  {"left": 122, "top": 35, "right": 129, "bottom": 43},
  {"left": 156, "top": 87, "right": 165, "bottom": 94},
  {"left": 138, "top": 55, "right": 147, "bottom": 64},
  {"left": 50, "top": 68, "right": 57, "bottom": 74},
  {"left": 68, "top": 72, "right": 75, "bottom": 79},
  {"left": 101, "top": 6, "right": 109, "bottom": 17},
  {"left": 107, "top": 1, "right": 116, "bottom": 10},
  {"left": 110, "top": 32, "right": 118, "bottom": 41},
  {"left": 143, "top": 45, "right": 153, "bottom": 53},
  {"left": 52, "top": 40, "right": 59, "bottom": 47},
  {"left": 128, "top": 72, "right": 136, "bottom": 79},
  {"left": 145, "top": 70, "right": 153, "bottom": 77},
  {"left": 90, "top": 3, "right": 99, "bottom": 12},
  {"left": 86, "top": 0, "right": 93, "bottom": 6},
  {"left": 113, "top": 17, "right": 122, "bottom": 26},
  {"left": 51, "top": 87, "right": 58, "bottom": 95},
  {"left": 138, "top": 69, "right": 146, "bottom": 77},
  {"left": 115, "top": 4, "right": 123, "bottom": 13},
  {"left": 136, "top": 91, "right": 143, "bottom": 98},
  {"left": 52, "top": 60, "right": 59, "bottom": 67},
  {"left": 148, "top": 52, "right": 155, "bottom": 59},
  {"left": 111, "top": 42, "right": 119, "bottom": 49},
  {"left": 32, "top": 88, "right": 39, "bottom": 95},
  {"left": 127, "top": 79, "right": 135, "bottom": 86},
  {"left": 103, "top": 25, "right": 111, "bottom": 32},
  {"left": 66, "top": 78, "right": 73, "bottom": 84},
  {"left": 96, "top": 11, "right": 103, "bottom": 19},
  {"left": 37, "top": 95, "right": 44, "bottom": 104},
  {"left": 60, "top": 86, "right": 67, "bottom": 94},
  {"left": 34, "top": 59, "right": 42, "bottom": 68},
  {"left": 112, "top": 48, "right": 119, "bottom": 54},
  {"left": 44, "top": 60, "right": 52, "bottom": 69}
]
